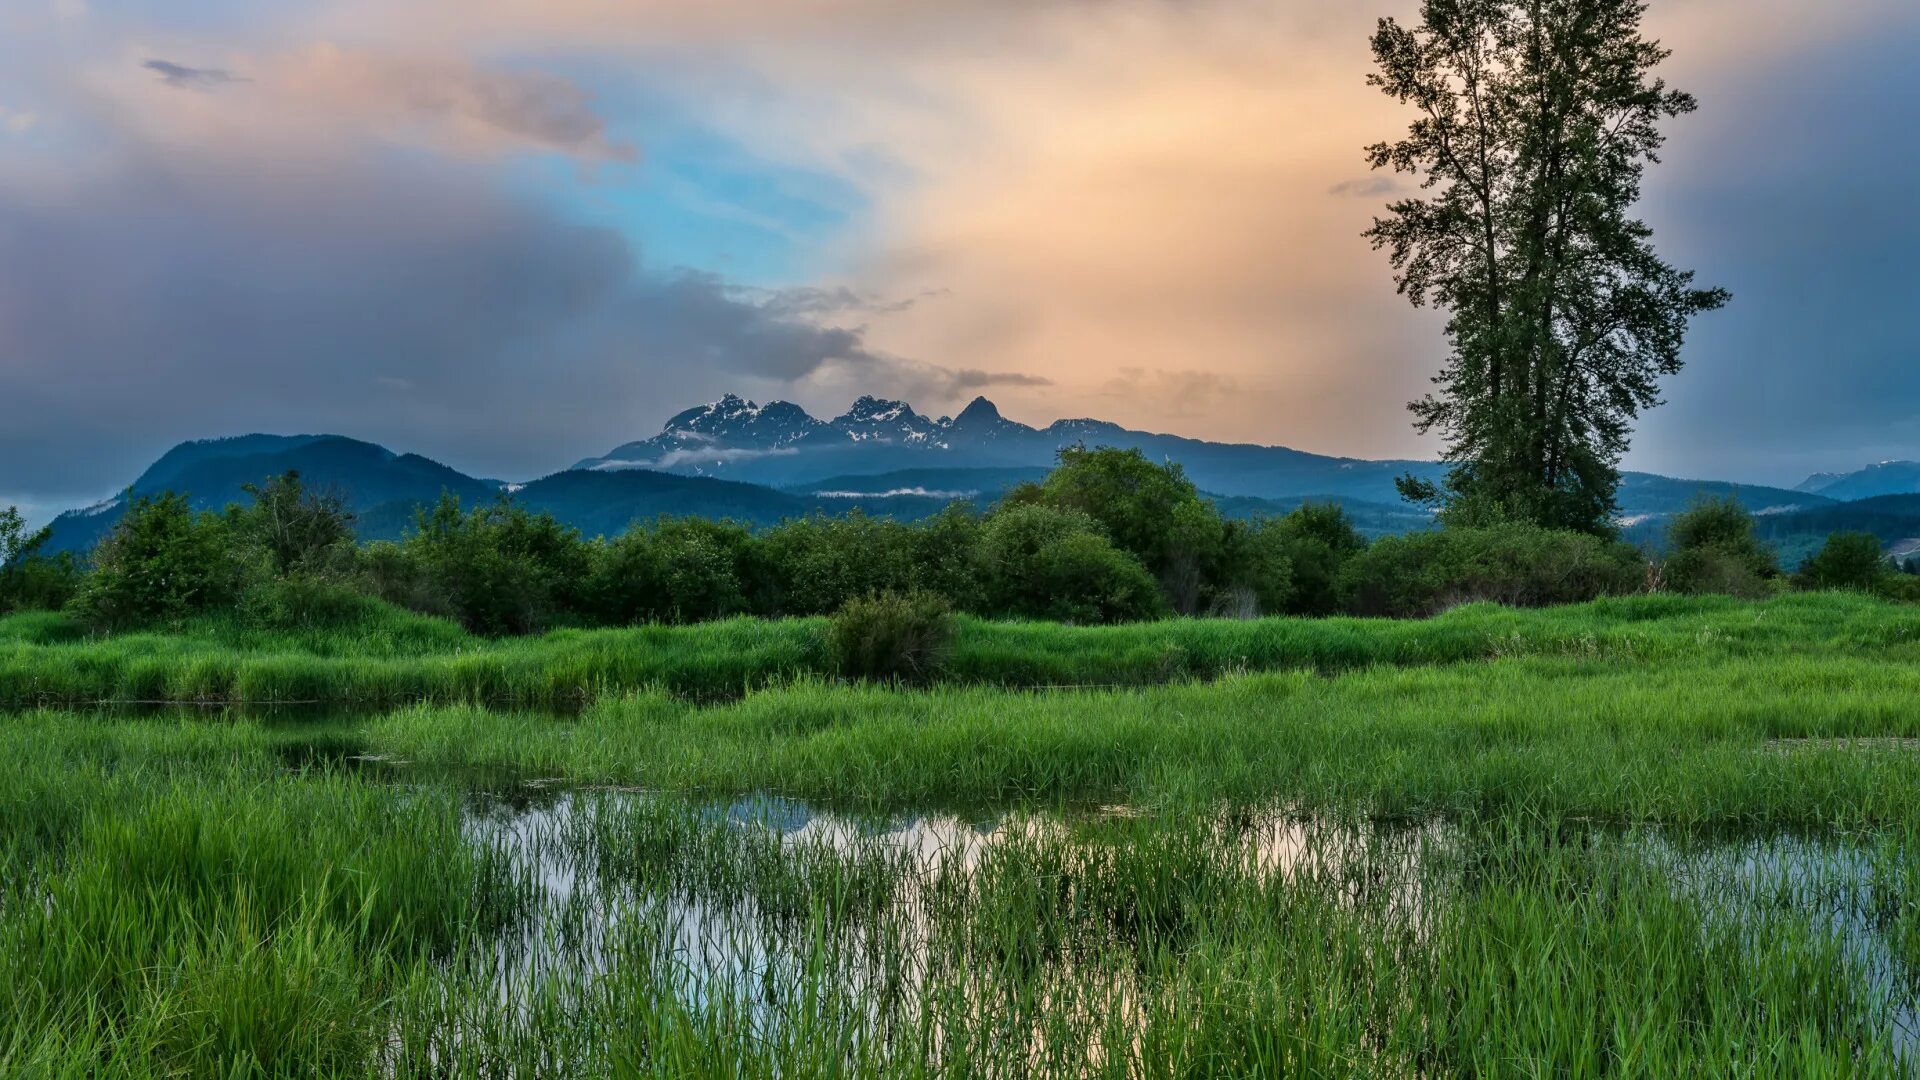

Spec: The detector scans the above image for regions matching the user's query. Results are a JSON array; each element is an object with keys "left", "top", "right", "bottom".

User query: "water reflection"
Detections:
[{"left": 346, "top": 759, "right": 1919, "bottom": 1070}]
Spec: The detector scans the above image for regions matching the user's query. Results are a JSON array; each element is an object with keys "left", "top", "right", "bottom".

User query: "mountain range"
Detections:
[
  {"left": 33, "top": 393, "right": 1919, "bottom": 564},
  {"left": 1795, "top": 461, "right": 1920, "bottom": 502}
]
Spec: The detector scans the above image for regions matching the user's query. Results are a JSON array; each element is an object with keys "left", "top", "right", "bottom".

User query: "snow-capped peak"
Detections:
[{"left": 841, "top": 395, "right": 912, "bottom": 423}]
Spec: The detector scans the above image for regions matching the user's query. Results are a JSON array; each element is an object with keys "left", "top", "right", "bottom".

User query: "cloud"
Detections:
[
  {"left": 814, "top": 487, "right": 979, "bottom": 499},
  {"left": 143, "top": 59, "right": 244, "bottom": 90},
  {"left": 597, "top": 446, "right": 802, "bottom": 471},
  {"left": 1093, "top": 369, "right": 1243, "bottom": 420},
  {"left": 272, "top": 46, "right": 637, "bottom": 162},
  {"left": 107, "top": 48, "right": 633, "bottom": 165},
  {"left": 0, "top": 144, "right": 887, "bottom": 496},
  {"left": 753, "top": 285, "right": 920, "bottom": 318},
  {"left": 3, "top": 0, "right": 1918, "bottom": 501},
  {"left": 947, "top": 368, "right": 1052, "bottom": 391},
  {"left": 1328, "top": 176, "right": 1404, "bottom": 198},
  {"left": 1629, "top": 17, "right": 1920, "bottom": 483}
]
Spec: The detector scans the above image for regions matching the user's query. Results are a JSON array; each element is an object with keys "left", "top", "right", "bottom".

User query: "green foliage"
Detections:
[
  {"left": 826, "top": 590, "right": 956, "bottom": 684},
  {"left": 1341, "top": 523, "right": 1644, "bottom": 618},
  {"left": 356, "top": 540, "right": 451, "bottom": 620},
  {"left": 908, "top": 504, "right": 985, "bottom": 613},
  {"left": 1271, "top": 502, "right": 1369, "bottom": 615},
  {"left": 1663, "top": 547, "right": 1778, "bottom": 600},
  {"left": 71, "top": 493, "right": 245, "bottom": 629},
  {"left": 1213, "top": 518, "right": 1293, "bottom": 618},
  {"left": 1663, "top": 497, "right": 1778, "bottom": 598},
  {"left": 237, "top": 575, "right": 387, "bottom": 632},
  {"left": 588, "top": 517, "right": 750, "bottom": 625},
  {"left": 975, "top": 504, "right": 1167, "bottom": 624},
  {"left": 0, "top": 506, "right": 81, "bottom": 614},
  {"left": 1796, "top": 532, "right": 1889, "bottom": 593},
  {"left": 755, "top": 511, "right": 922, "bottom": 616},
  {"left": 396, "top": 494, "right": 591, "bottom": 635},
  {"left": 1366, "top": 0, "right": 1728, "bottom": 532},
  {"left": 33, "top": 453, "right": 1884, "bottom": 637},
  {"left": 0, "top": 720, "right": 522, "bottom": 1076},
  {"left": 1031, "top": 446, "right": 1225, "bottom": 613},
  {"left": 230, "top": 471, "right": 356, "bottom": 578}
]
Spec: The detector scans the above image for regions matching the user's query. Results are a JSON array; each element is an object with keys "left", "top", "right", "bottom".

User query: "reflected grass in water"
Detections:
[
  {"left": 406, "top": 785, "right": 1917, "bottom": 1076},
  {"left": 1, "top": 709, "right": 1917, "bottom": 1076}
]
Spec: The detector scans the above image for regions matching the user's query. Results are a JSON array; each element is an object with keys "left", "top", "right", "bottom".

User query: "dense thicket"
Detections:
[{"left": 5, "top": 450, "right": 1909, "bottom": 636}]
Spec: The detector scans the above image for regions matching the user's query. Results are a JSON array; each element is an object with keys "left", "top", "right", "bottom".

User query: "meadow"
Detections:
[
  {"left": 3, "top": 591, "right": 1918, "bottom": 1075},
  {"left": 1, "top": 589, "right": 1915, "bottom": 708}
]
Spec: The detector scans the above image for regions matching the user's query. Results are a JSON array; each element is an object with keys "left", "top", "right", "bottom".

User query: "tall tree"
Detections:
[{"left": 1366, "top": 0, "right": 1728, "bottom": 533}]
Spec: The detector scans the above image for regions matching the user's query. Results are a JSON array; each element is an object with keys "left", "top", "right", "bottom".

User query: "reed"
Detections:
[
  {"left": 365, "top": 652, "right": 1920, "bottom": 827},
  {"left": 1, "top": 590, "right": 1914, "bottom": 709}
]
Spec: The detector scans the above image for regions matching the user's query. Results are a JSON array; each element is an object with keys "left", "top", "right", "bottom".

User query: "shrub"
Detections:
[
  {"left": 70, "top": 493, "right": 245, "bottom": 629},
  {"left": 230, "top": 471, "right": 356, "bottom": 578},
  {"left": 827, "top": 590, "right": 956, "bottom": 684},
  {"left": 975, "top": 504, "right": 1167, "bottom": 624},
  {"left": 397, "top": 495, "right": 591, "bottom": 635},
  {"left": 357, "top": 541, "right": 450, "bottom": 619},
  {"left": 1341, "top": 523, "right": 1643, "bottom": 618},
  {"left": 238, "top": 575, "right": 383, "bottom": 631},
  {"left": 910, "top": 504, "right": 986, "bottom": 613},
  {"left": 1030, "top": 446, "right": 1226, "bottom": 614},
  {"left": 1795, "top": 532, "right": 1888, "bottom": 593},
  {"left": 588, "top": 518, "right": 749, "bottom": 625},
  {"left": 1216, "top": 518, "right": 1295, "bottom": 618},
  {"left": 0, "top": 506, "right": 81, "bottom": 614},
  {"left": 1272, "top": 502, "right": 1369, "bottom": 615},
  {"left": 756, "top": 512, "right": 921, "bottom": 616},
  {"left": 1876, "top": 574, "right": 1920, "bottom": 604},
  {"left": 1662, "top": 497, "right": 1778, "bottom": 597},
  {"left": 1662, "top": 547, "right": 1774, "bottom": 599}
]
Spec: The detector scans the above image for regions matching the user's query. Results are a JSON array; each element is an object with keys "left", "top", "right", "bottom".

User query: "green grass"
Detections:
[
  {"left": 0, "top": 715, "right": 530, "bottom": 1077},
  {"left": 5, "top": 593, "right": 1920, "bottom": 1074},
  {"left": 6, "top": 718, "right": 1906, "bottom": 1075},
  {"left": 359, "top": 651, "right": 1920, "bottom": 827},
  {"left": 2, "top": 590, "right": 1914, "bottom": 708}
]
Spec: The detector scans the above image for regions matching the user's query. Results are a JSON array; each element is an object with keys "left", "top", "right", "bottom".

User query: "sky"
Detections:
[{"left": 1, "top": 0, "right": 1916, "bottom": 520}]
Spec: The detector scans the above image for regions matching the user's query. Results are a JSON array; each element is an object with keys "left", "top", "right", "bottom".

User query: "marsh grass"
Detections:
[
  {"left": 0, "top": 716, "right": 533, "bottom": 1078},
  {"left": 2, "top": 591, "right": 1914, "bottom": 708},
  {"left": 363, "top": 651, "right": 1920, "bottom": 826},
  {"left": 0, "top": 713, "right": 1914, "bottom": 1075},
  {"left": 380, "top": 792, "right": 1916, "bottom": 1077},
  {"left": 4, "top": 588, "right": 1920, "bottom": 1074}
]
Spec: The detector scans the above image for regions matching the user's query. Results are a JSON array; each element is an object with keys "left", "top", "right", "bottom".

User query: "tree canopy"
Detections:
[{"left": 1367, "top": 0, "right": 1728, "bottom": 533}]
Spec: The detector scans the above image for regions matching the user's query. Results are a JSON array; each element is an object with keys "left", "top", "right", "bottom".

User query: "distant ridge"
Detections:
[
  {"left": 39, "top": 392, "right": 1859, "bottom": 554},
  {"left": 575, "top": 393, "right": 1835, "bottom": 514},
  {"left": 1795, "top": 461, "right": 1920, "bottom": 502}
]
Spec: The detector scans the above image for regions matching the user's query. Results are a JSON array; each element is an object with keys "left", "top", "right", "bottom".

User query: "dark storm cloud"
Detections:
[
  {"left": 1634, "top": 19, "right": 1920, "bottom": 483},
  {"left": 1327, "top": 176, "right": 1403, "bottom": 198},
  {"left": 0, "top": 149, "right": 891, "bottom": 499},
  {"left": 946, "top": 368, "right": 1052, "bottom": 391},
  {"left": 143, "top": 59, "right": 244, "bottom": 90}
]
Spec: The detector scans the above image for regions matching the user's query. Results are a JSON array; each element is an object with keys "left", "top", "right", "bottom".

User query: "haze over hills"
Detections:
[{"left": 34, "top": 392, "right": 1913, "bottom": 564}]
